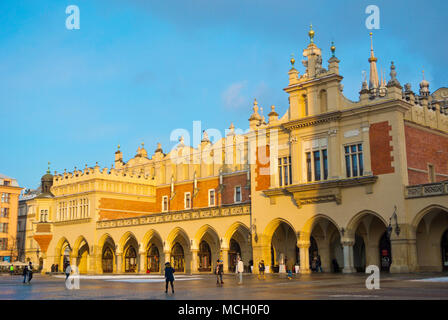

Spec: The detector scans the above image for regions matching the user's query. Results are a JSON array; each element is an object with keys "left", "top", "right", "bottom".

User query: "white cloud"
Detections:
[{"left": 221, "top": 81, "right": 248, "bottom": 109}]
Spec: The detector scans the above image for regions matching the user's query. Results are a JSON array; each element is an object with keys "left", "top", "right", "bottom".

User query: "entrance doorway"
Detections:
[
  {"left": 442, "top": 230, "right": 448, "bottom": 271},
  {"left": 171, "top": 242, "right": 185, "bottom": 272},
  {"left": 147, "top": 244, "right": 160, "bottom": 273},
  {"left": 102, "top": 247, "right": 114, "bottom": 273},
  {"left": 124, "top": 246, "right": 137, "bottom": 273},
  {"left": 198, "top": 241, "right": 212, "bottom": 272},
  {"left": 228, "top": 239, "right": 241, "bottom": 272},
  {"left": 379, "top": 232, "right": 392, "bottom": 272}
]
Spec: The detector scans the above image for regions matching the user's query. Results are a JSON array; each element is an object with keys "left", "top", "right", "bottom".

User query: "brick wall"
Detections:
[
  {"left": 369, "top": 121, "right": 394, "bottom": 175},
  {"left": 98, "top": 198, "right": 156, "bottom": 220},
  {"left": 255, "top": 145, "right": 270, "bottom": 191},
  {"left": 222, "top": 173, "right": 249, "bottom": 204},
  {"left": 405, "top": 124, "right": 448, "bottom": 185}
]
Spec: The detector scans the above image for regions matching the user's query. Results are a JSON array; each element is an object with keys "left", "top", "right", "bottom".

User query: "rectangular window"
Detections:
[
  {"left": 345, "top": 144, "right": 364, "bottom": 178},
  {"left": 184, "top": 192, "right": 191, "bottom": 209},
  {"left": 428, "top": 164, "right": 436, "bottom": 183},
  {"left": 306, "top": 148, "right": 328, "bottom": 182},
  {"left": 0, "top": 223, "right": 8, "bottom": 233},
  {"left": 313, "top": 151, "right": 321, "bottom": 181},
  {"left": 162, "top": 196, "right": 169, "bottom": 212},
  {"left": 234, "top": 186, "right": 242, "bottom": 203},
  {"left": 208, "top": 189, "right": 215, "bottom": 207},
  {"left": 322, "top": 149, "right": 328, "bottom": 180},
  {"left": 306, "top": 152, "right": 312, "bottom": 182},
  {"left": 278, "top": 156, "right": 292, "bottom": 186},
  {"left": 0, "top": 208, "right": 8, "bottom": 218},
  {"left": 1, "top": 193, "right": 10, "bottom": 203},
  {"left": 0, "top": 238, "right": 7, "bottom": 250}
]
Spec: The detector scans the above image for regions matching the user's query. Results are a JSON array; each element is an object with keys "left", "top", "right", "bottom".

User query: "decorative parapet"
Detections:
[
  {"left": 263, "top": 176, "right": 378, "bottom": 207},
  {"left": 34, "top": 222, "right": 52, "bottom": 234},
  {"left": 53, "top": 164, "right": 155, "bottom": 186},
  {"left": 405, "top": 181, "right": 448, "bottom": 199},
  {"left": 53, "top": 218, "right": 92, "bottom": 226},
  {"left": 96, "top": 203, "right": 250, "bottom": 229}
]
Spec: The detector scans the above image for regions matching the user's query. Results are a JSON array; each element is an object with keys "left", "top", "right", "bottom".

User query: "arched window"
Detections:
[
  {"left": 102, "top": 247, "right": 114, "bottom": 273},
  {"left": 198, "top": 241, "right": 212, "bottom": 272},
  {"left": 125, "top": 246, "right": 137, "bottom": 273},
  {"left": 171, "top": 242, "right": 185, "bottom": 272},
  {"left": 320, "top": 89, "right": 328, "bottom": 113},
  {"left": 147, "top": 244, "right": 160, "bottom": 272},
  {"left": 302, "top": 94, "right": 308, "bottom": 116}
]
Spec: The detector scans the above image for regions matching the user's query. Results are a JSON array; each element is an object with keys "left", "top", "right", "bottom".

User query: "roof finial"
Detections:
[
  {"left": 330, "top": 41, "right": 336, "bottom": 57},
  {"left": 308, "top": 24, "right": 315, "bottom": 44},
  {"left": 290, "top": 53, "right": 295, "bottom": 68},
  {"left": 47, "top": 162, "right": 51, "bottom": 174},
  {"left": 117, "top": 144, "right": 120, "bottom": 150},
  {"left": 368, "top": 32, "right": 379, "bottom": 90}
]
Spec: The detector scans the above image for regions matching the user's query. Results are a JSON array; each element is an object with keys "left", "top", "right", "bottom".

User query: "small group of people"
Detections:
[
  {"left": 50, "top": 264, "right": 59, "bottom": 273},
  {"left": 22, "top": 262, "right": 33, "bottom": 284}
]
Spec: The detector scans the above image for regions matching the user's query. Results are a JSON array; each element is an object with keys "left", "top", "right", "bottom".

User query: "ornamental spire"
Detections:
[{"left": 368, "top": 32, "right": 379, "bottom": 90}]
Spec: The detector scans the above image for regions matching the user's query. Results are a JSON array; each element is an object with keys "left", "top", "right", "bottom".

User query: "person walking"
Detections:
[
  {"left": 27, "top": 262, "right": 33, "bottom": 284},
  {"left": 258, "top": 260, "right": 266, "bottom": 280},
  {"left": 9, "top": 264, "right": 14, "bottom": 276},
  {"left": 164, "top": 262, "right": 175, "bottom": 294},
  {"left": 215, "top": 260, "right": 224, "bottom": 286},
  {"left": 237, "top": 258, "right": 244, "bottom": 284},
  {"left": 22, "top": 264, "right": 28, "bottom": 283},
  {"left": 65, "top": 264, "right": 71, "bottom": 280}
]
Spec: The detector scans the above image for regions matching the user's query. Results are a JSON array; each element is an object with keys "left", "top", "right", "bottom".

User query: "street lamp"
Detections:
[{"left": 387, "top": 205, "right": 401, "bottom": 238}]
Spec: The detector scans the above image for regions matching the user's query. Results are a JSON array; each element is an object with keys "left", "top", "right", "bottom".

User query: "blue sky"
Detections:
[{"left": 1, "top": 0, "right": 447, "bottom": 188}]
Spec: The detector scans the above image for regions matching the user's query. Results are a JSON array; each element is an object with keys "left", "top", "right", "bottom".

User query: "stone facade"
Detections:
[{"left": 23, "top": 27, "right": 448, "bottom": 275}]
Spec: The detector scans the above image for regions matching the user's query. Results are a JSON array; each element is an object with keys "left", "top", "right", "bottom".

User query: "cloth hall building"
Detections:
[{"left": 23, "top": 28, "right": 448, "bottom": 275}]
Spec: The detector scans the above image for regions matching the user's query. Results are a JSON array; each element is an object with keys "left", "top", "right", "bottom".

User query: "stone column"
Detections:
[
  {"left": 221, "top": 249, "right": 229, "bottom": 273},
  {"left": 40, "top": 252, "right": 49, "bottom": 274},
  {"left": 116, "top": 251, "right": 122, "bottom": 274},
  {"left": 139, "top": 251, "right": 146, "bottom": 273},
  {"left": 341, "top": 240, "right": 356, "bottom": 273},
  {"left": 390, "top": 224, "right": 418, "bottom": 273},
  {"left": 190, "top": 249, "right": 198, "bottom": 274},
  {"left": 164, "top": 250, "right": 170, "bottom": 263},
  {"left": 298, "top": 240, "right": 311, "bottom": 274}
]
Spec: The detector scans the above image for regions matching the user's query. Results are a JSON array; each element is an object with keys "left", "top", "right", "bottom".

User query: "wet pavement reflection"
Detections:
[{"left": 0, "top": 272, "right": 447, "bottom": 300}]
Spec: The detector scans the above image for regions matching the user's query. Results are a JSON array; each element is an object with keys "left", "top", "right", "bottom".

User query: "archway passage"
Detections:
[
  {"left": 101, "top": 236, "right": 116, "bottom": 274},
  {"left": 102, "top": 247, "right": 114, "bottom": 273},
  {"left": 353, "top": 234, "right": 366, "bottom": 272},
  {"left": 415, "top": 207, "right": 448, "bottom": 271},
  {"left": 350, "top": 212, "right": 388, "bottom": 272},
  {"left": 147, "top": 244, "right": 160, "bottom": 273},
  {"left": 171, "top": 242, "right": 185, "bottom": 272},
  {"left": 442, "top": 230, "right": 448, "bottom": 271},
  {"left": 76, "top": 241, "right": 90, "bottom": 274},
  {"left": 229, "top": 239, "right": 241, "bottom": 272},
  {"left": 379, "top": 232, "right": 392, "bottom": 272},
  {"left": 226, "top": 223, "right": 251, "bottom": 272},
  {"left": 124, "top": 246, "right": 137, "bottom": 273},
  {"left": 198, "top": 241, "right": 212, "bottom": 272},
  {"left": 61, "top": 243, "right": 71, "bottom": 272},
  {"left": 270, "top": 221, "right": 297, "bottom": 273},
  {"left": 307, "top": 216, "right": 341, "bottom": 273}
]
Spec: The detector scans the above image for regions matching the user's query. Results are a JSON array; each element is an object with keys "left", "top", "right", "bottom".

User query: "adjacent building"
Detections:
[
  {"left": 24, "top": 27, "right": 448, "bottom": 274},
  {"left": 0, "top": 174, "right": 22, "bottom": 262}
]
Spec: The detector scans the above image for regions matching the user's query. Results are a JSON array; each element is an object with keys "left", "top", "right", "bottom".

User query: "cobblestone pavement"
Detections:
[{"left": 0, "top": 272, "right": 447, "bottom": 300}]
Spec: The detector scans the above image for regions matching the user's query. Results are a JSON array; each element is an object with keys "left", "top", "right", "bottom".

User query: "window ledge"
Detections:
[{"left": 263, "top": 175, "right": 377, "bottom": 207}]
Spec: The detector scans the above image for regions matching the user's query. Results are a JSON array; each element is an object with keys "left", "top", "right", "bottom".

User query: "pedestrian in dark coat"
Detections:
[
  {"left": 22, "top": 265, "right": 28, "bottom": 283},
  {"left": 27, "top": 262, "right": 33, "bottom": 283},
  {"left": 164, "top": 262, "right": 175, "bottom": 293},
  {"left": 215, "top": 260, "right": 224, "bottom": 285}
]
